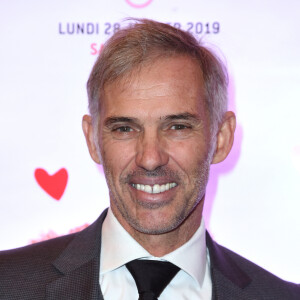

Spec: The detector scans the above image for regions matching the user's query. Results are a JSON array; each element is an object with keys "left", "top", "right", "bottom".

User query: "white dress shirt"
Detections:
[{"left": 100, "top": 208, "right": 212, "bottom": 299}]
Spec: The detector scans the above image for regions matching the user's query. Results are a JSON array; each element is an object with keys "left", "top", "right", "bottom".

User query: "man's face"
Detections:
[{"left": 97, "top": 56, "right": 213, "bottom": 235}]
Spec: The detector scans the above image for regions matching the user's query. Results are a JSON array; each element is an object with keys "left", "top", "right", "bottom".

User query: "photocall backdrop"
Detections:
[{"left": 0, "top": 0, "right": 299, "bottom": 282}]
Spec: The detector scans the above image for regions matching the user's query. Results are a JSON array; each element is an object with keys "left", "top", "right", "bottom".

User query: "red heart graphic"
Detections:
[{"left": 34, "top": 168, "right": 68, "bottom": 200}]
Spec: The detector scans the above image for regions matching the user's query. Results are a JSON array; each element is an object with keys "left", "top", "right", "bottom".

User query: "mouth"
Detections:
[{"left": 131, "top": 182, "right": 177, "bottom": 194}]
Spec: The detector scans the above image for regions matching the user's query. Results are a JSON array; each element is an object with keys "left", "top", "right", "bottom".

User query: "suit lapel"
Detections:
[
  {"left": 206, "top": 232, "right": 252, "bottom": 300},
  {"left": 46, "top": 209, "right": 108, "bottom": 300}
]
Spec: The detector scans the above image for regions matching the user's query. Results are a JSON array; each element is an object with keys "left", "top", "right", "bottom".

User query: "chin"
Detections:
[{"left": 128, "top": 214, "right": 185, "bottom": 235}]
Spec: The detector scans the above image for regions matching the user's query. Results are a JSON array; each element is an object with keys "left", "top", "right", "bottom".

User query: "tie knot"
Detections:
[{"left": 126, "top": 260, "right": 180, "bottom": 300}]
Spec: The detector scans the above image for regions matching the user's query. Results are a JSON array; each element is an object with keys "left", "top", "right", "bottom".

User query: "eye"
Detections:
[
  {"left": 113, "top": 126, "right": 133, "bottom": 132},
  {"left": 165, "top": 123, "right": 194, "bottom": 139},
  {"left": 110, "top": 125, "right": 138, "bottom": 140},
  {"left": 170, "top": 124, "right": 191, "bottom": 130}
]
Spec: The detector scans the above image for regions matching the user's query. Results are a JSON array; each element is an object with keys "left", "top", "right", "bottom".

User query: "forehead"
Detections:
[{"left": 101, "top": 56, "right": 206, "bottom": 119}]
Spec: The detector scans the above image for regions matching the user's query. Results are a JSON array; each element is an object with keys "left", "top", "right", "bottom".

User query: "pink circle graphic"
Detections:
[{"left": 125, "top": 0, "right": 153, "bottom": 8}]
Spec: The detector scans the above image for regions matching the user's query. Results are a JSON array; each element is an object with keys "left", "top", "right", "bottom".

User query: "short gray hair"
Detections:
[{"left": 87, "top": 19, "right": 228, "bottom": 139}]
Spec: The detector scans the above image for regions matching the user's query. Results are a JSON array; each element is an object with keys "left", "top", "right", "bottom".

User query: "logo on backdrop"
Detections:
[
  {"left": 125, "top": 0, "right": 153, "bottom": 8},
  {"left": 58, "top": 21, "right": 220, "bottom": 56},
  {"left": 34, "top": 168, "right": 68, "bottom": 200}
]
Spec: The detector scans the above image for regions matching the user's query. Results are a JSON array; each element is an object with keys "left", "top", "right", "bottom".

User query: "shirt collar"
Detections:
[
  {"left": 100, "top": 208, "right": 207, "bottom": 287},
  {"left": 162, "top": 217, "right": 207, "bottom": 286}
]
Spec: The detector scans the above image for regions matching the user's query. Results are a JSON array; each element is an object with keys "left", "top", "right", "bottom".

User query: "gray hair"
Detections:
[{"left": 87, "top": 19, "right": 228, "bottom": 143}]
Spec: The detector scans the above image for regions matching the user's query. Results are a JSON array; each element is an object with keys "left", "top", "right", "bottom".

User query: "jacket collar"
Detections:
[
  {"left": 206, "top": 232, "right": 252, "bottom": 299},
  {"left": 46, "top": 209, "right": 108, "bottom": 300}
]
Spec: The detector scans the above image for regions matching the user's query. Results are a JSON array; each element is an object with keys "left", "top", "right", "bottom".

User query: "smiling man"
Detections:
[
  {"left": 0, "top": 19, "right": 299, "bottom": 300},
  {"left": 83, "top": 55, "right": 219, "bottom": 257}
]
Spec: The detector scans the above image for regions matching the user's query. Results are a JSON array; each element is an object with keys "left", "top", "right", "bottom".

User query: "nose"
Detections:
[{"left": 135, "top": 130, "right": 169, "bottom": 171}]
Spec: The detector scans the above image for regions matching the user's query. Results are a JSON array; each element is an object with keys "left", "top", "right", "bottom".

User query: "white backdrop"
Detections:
[{"left": 0, "top": 0, "right": 299, "bottom": 283}]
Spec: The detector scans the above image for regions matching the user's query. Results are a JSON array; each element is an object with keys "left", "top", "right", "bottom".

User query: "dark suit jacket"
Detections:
[{"left": 0, "top": 209, "right": 299, "bottom": 299}]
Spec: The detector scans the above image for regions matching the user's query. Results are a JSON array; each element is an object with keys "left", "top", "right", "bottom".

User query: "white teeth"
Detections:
[
  {"left": 152, "top": 184, "right": 160, "bottom": 194},
  {"left": 144, "top": 185, "right": 152, "bottom": 193},
  {"left": 160, "top": 184, "right": 166, "bottom": 193},
  {"left": 132, "top": 182, "right": 177, "bottom": 194}
]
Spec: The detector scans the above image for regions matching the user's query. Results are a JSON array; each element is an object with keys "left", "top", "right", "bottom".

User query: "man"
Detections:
[{"left": 0, "top": 19, "right": 299, "bottom": 300}]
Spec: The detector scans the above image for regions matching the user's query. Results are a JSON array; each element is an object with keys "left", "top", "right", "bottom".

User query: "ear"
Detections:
[
  {"left": 211, "top": 111, "right": 236, "bottom": 164},
  {"left": 82, "top": 114, "right": 101, "bottom": 164}
]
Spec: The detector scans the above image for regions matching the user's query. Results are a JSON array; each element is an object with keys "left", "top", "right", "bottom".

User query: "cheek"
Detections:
[
  {"left": 168, "top": 139, "right": 210, "bottom": 167},
  {"left": 101, "top": 139, "right": 137, "bottom": 174}
]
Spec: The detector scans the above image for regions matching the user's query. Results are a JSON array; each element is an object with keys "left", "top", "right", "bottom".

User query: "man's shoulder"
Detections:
[
  {"left": 208, "top": 235, "right": 300, "bottom": 299},
  {"left": 0, "top": 210, "right": 107, "bottom": 300},
  {"left": 0, "top": 232, "right": 78, "bottom": 278},
  {"left": 0, "top": 233, "right": 77, "bottom": 300},
  {"left": 0, "top": 209, "right": 108, "bottom": 265}
]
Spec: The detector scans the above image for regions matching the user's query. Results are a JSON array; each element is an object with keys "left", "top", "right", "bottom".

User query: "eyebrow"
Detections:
[
  {"left": 163, "top": 112, "right": 201, "bottom": 122},
  {"left": 104, "top": 116, "right": 140, "bottom": 127}
]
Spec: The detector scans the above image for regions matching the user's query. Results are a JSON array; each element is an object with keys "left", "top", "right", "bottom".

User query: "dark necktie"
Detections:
[{"left": 126, "top": 259, "right": 180, "bottom": 300}]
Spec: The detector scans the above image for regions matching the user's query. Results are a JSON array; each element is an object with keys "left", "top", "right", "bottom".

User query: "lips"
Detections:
[{"left": 131, "top": 182, "right": 177, "bottom": 194}]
